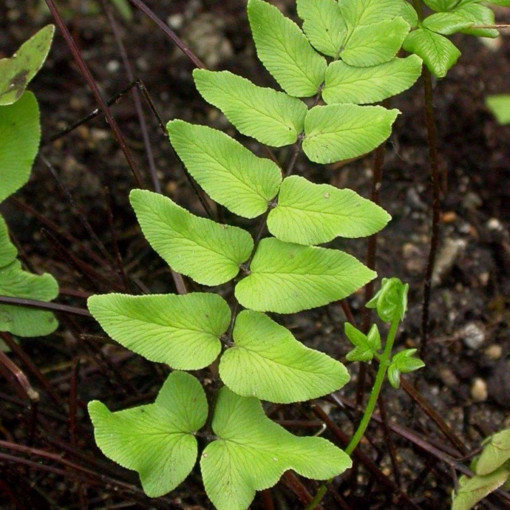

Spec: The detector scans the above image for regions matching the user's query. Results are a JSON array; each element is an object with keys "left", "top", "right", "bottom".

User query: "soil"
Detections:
[{"left": 0, "top": 1, "right": 509, "bottom": 509}]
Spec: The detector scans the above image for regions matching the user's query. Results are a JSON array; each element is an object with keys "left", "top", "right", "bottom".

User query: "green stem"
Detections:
[
  {"left": 345, "top": 318, "right": 400, "bottom": 455},
  {"left": 304, "top": 483, "right": 328, "bottom": 510},
  {"left": 305, "top": 320, "right": 399, "bottom": 510}
]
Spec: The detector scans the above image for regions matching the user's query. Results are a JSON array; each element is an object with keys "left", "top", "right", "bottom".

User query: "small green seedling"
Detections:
[
  {"left": 0, "top": 25, "right": 59, "bottom": 337},
  {"left": 344, "top": 278, "right": 424, "bottom": 454},
  {"left": 486, "top": 94, "right": 510, "bottom": 125},
  {"left": 87, "top": 1, "right": 429, "bottom": 508},
  {"left": 452, "top": 428, "right": 510, "bottom": 510},
  {"left": 110, "top": 0, "right": 133, "bottom": 21}
]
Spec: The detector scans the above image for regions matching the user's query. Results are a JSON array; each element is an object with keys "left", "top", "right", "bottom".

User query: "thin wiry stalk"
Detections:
[
  {"left": 127, "top": 0, "right": 205, "bottom": 68},
  {"left": 102, "top": 0, "right": 161, "bottom": 194},
  {"left": 44, "top": 0, "right": 146, "bottom": 189},
  {"left": 419, "top": 66, "right": 442, "bottom": 361}
]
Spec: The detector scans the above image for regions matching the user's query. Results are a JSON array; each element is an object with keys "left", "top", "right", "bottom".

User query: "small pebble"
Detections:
[
  {"left": 76, "top": 125, "right": 89, "bottom": 140},
  {"left": 136, "top": 57, "right": 149, "bottom": 71},
  {"left": 165, "top": 180, "right": 177, "bottom": 193},
  {"left": 458, "top": 221, "right": 475, "bottom": 236},
  {"left": 460, "top": 322, "right": 486, "bottom": 350},
  {"left": 462, "top": 192, "right": 482, "bottom": 210},
  {"left": 439, "top": 367, "right": 459, "bottom": 388},
  {"left": 69, "top": 96, "right": 84, "bottom": 111},
  {"left": 470, "top": 378, "right": 488, "bottom": 402},
  {"left": 485, "top": 344, "right": 502, "bottom": 361},
  {"left": 478, "top": 272, "right": 490, "bottom": 286},
  {"left": 487, "top": 218, "right": 503, "bottom": 231},
  {"left": 90, "top": 128, "right": 109, "bottom": 143},
  {"left": 402, "top": 243, "right": 425, "bottom": 274},
  {"left": 167, "top": 13, "right": 184, "bottom": 29},
  {"left": 441, "top": 211, "right": 457, "bottom": 223},
  {"left": 432, "top": 238, "right": 466, "bottom": 286},
  {"left": 106, "top": 60, "right": 120, "bottom": 73},
  {"left": 405, "top": 338, "right": 416, "bottom": 348},
  {"left": 185, "top": 13, "right": 233, "bottom": 68},
  {"left": 406, "top": 188, "right": 427, "bottom": 211}
]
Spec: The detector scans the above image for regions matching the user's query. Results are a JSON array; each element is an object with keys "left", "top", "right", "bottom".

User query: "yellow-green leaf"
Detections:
[
  {"left": 248, "top": 0, "right": 327, "bottom": 97},
  {"left": 0, "top": 25, "right": 54, "bottom": 106},
  {"left": 193, "top": 69, "right": 307, "bottom": 147},
  {"left": 130, "top": 189, "right": 254, "bottom": 286},
  {"left": 220, "top": 310, "right": 349, "bottom": 402},
  {"left": 201, "top": 388, "right": 351, "bottom": 510},
  {"left": 0, "top": 92, "right": 40, "bottom": 203},
  {"left": 88, "top": 293, "right": 230, "bottom": 370},
  {"left": 89, "top": 372, "right": 208, "bottom": 498},
  {"left": 235, "top": 238, "right": 376, "bottom": 313},
  {"left": 167, "top": 120, "right": 282, "bottom": 218},
  {"left": 303, "top": 104, "right": 399, "bottom": 164},
  {"left": 268, "top": 176, "right": 391, "bottom": 245}
]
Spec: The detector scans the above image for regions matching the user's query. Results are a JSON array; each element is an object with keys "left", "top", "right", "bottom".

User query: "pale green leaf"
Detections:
[
  {"left": 130, "top": 189, "right": 253, "bottom": 286},
  {"left": 0, "top": 91, "right": 40, "bottom": 203},
  {"left": 0, "top": 25, "right": 54, "bottom": 106},
  {"left": 0, "top": 216, "right": 17, "bottom": 267},
  {"left": 403, "top": 28, "right": 461, "bottom": 78},
  {"left": 452, "top": 468, "right": 510, "bottom": 510},
  {"left": 424, "top": 0, "right": 460, "bottom": 10},
  {"left": 345, "top": 345, "right": 374, "bottom": 363},
  {"left": 392, "top": 349, "right": 425, "bottom": 373},
  {"left": 193, "top": 69, "right": 307, "bottom": 147},
  {"left": 344, "top": 323, "right": 370, "bottom": 350},
  {"left": 486, "top": 95, "right": 510, "bottom": 125},
  {"left": 341, "top": 18, "right": 410, "bottom": 68},
  {"left": 267, "top": 176, "right": 391, "bottom": 245},
  {"left": 167, "top": 120, "right": 282, "bottom": 218},
  {"left": 366, "top": 324, "right": 382, "bottom": 352},
  {"left": 388, "top": 349, "right": 424, "bottom": 388},
  {"left": 247, "top": 0, "right": 327, "bottom": 97},
  {"left": 303, "top": 104, "right": 399, "bottom": 164},
  {"left": 366, "top": 277, "right": 409, "bottom": 323},
  {"left": 0, "top": 261, "right": 58, "bottom": 337},
  {"left": 201, "top": 387, "right": 351, "bottom": 510},
  {"left": 323, "top": 55, "right": 422, "bottom": 105},
  {"left": 387, "top": 363, "right": 401, "bottom": 389},
  {"left": 454, "top": 3, "right": 499, "bottom": 38},
  {"left": 424, "top": 2, "right": 499, "bottom": 38},
  {"left": 399, "top": 2, "right": 419, "bottom": 28},
  {"left": 345, "top": 323, "right": 380, "bottom": 362},
  {"left": 423, "top": 12, "right": 474, "bottom": 35},
  {"left": 88, "top": 293, "right": 230, "bottom": 370},
  {"left": 235, "top": 238, "right": 376, "bottom": 313},
  {"left": 296, "top": 0, "right": 347, "bottom": 57},
  {"left": 487, "top": 0, "right": 510, "bottom": 6},
  {"left": 89, "top": 371, "right": 207, "bottom": 498},
  {"left": 110, "top": 0, "right": 133, "bottom": 21},
  {"left": 339, "top": 0, "right": 406, "bottom": 28},
  {"left": 477, "top": 429, "right": 510, "bottom": 476},
  {"left": 220, "top": 310, "right": 349, "bottom": 403}
]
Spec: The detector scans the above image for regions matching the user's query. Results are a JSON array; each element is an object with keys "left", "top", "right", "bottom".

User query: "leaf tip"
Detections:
[
  {"left": 128, "top": 187, "right": 151, "bottom": 207},
  {"left": 88, "top": 399, "right": 108, "bottom": 422}
]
